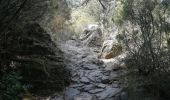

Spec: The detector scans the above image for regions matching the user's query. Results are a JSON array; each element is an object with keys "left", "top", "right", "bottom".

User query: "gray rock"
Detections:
[
  {"left": 95, "top": 83, "right": 106, "bottom": 88},
  {"left": 96, "top": 87, "right": 122, "bottom": 100},
  {"left": 72, "top": 76, "right": 80, "bottom": 82},
  {"left": 78, "top": 57, "right": 102, "bottom": 68},
  {"left": 89, "top": 88, "right": 105, "bottom": 94},
  {"left": 101, "top": 76, "right": 110, "bottom": 82},
  {"left": 113, "top": 81, "right": 119, "bottom": 84},
  {"left": 65, "top": 88, "right": 80, "bottom": 100},
  {"left": 88, "top": 71, "right": 102, "bottom": 82},
  {"left": 87, "top": 76, "right": 97, "bottom": 82},
  {"left": 102, "top": 71, "right": 110, "bottom": 76},
  {"left": 80, "top": 77, "right": 90, "bottom": 84},
  {"left": 101, "top": 80, "right": 110, "bottom": 84},
  {"left": 84, "top": 71, "right": 91, "bottom": 77},
  {"left": 71, "top": 72, "right": 78, "bottom": 77},
  {"left": 70, "top": 84, "right": 84, "bottom": 88},
  {"left": 91, "top": 59, "right": 104, "bottom": 66},
  {"left": 112, "top": 84, "right": 119, "bottom": 88},
  {"left": 81, "top": 54, "right": 88, "bottom": 59},
  {"left": 83, "top": 64, "right": 99, "bottom": 70},
  {"left": 82, "top": 84, "right": 96, "bottom": 91},
  {"left": 73, "top": 93, "right": 95, "bottom": 100},
  {"left": 78, "top": 71, "right": 85, "bottom": 78}
]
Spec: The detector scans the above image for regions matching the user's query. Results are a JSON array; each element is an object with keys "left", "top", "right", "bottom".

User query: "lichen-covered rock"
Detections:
[
  {"left": 79, "top": 25, "right": 103, "bottom": 47},
  {"left": 98, "top": 40, "right": 123, "bottom": 59}
]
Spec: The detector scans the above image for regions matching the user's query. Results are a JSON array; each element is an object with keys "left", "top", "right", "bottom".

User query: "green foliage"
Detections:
[
  {"left": 0, "top": 72, "right": 27, "bottom": 100},
  {"left": 112, "top": 0, "right": 125, "bottom": 26},
  {"left": 120, "top": 0, "right": 170, "bottom": 74},
  {"left": 82, "top": 0, "right": 103, "bottom": 21},
  {"left": 123, "top": 58, "right": 170, "bottom": 100},
  {"left": 70, "top": 9, "right": 97, "bottom": 35},
  {"left": 115, "top": 0, "right": 170, "bottom": 99},
  {"left": 46, "top": 0, "right": 71, "bottom": 30},
  {"left": 69, "top": 0, "right": 101, "bottom": 35}
]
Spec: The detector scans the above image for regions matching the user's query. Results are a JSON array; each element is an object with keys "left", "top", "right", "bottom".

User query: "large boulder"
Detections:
[
  {"left": 79, "top": 24, "right": 103, "bottom": 47},
  {"left": 98, "top": 40, "right": 123, "bottom": 59}
]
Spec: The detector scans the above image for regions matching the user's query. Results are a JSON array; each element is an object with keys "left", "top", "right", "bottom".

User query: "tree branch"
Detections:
[
  {"left": 98, "top": 0, "right": 106, "bottom": 10},
  {"left": 82, "top": 0, "right": 106, "bottom": 10}
]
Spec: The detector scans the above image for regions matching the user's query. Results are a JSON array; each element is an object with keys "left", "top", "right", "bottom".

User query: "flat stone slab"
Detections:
[
  {"left": 87, "top": 71, "right": 103, "bottom": 82},
  {"left": 70, "top": 84, "right": 84, "bottom": 88},
  {"left": 96, "top": 87, "right": 122, "bottom": 100},
  {"left": 80, "top": 77, "right": 90, "bottom": 84},
  {"left": 89, "top": 88, "right": 105, "bottom": 94},
  {"left": 74, "top": 93, "right": 95, "bottom": 100},
  {"left": 71, "top": 76, "right": 80, "bottom": 82},
  {"left": 65, "top": 88, "right": 80, "bottom": 100},
  {"left": 95, "top": 83, "right": 106, "bottom": 88},
  {"left": 82, "top": 84, "right": 96, "bottom": 92},
  {"left": 82, "top": 64, "right": 99, "bottom": 70},
  {"left": 101, "top": 76, "right": 110, "bottom": 83}
]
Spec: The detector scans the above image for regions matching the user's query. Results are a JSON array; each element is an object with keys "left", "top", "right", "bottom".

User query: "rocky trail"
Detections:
[{"left": 49, "top": 39, "right": 127, "bottom": 100}]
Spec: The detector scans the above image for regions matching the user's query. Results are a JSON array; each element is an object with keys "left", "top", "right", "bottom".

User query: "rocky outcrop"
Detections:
[
  {"left": 0, "top": 22, "right": 70, "bottom": 95},
  {"left": 98, "top": 40, "right": 123, "bottom": 59},
  {"left": 79, "top": 25, "right": 103, "bottom": 47}
]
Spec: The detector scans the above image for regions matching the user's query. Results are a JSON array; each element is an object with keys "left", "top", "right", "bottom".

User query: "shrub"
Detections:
[
  {"left": 0, "top": 72, "right": 27, "bottom": 100},
  {"left": 70, "top": 9, "right": 97, "bottom": 35},
  {"left": 116, "top": 0, "right": 170, "bottom": 99}
]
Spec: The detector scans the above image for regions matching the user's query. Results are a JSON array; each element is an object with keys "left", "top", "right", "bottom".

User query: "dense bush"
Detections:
[
  {"left": 68, "top": 0, "right": 116, "bottom": 35},
  {"left": 114, "top": 0, "right": 170, "bottom": 99},
  {"left": 0, "top": 72, "right": 26, "bottom": 100}
]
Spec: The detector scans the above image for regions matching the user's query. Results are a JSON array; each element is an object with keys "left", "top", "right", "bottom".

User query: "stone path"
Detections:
[{"left": 50, "top": 40, "right": 127, "bottom": 100}]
